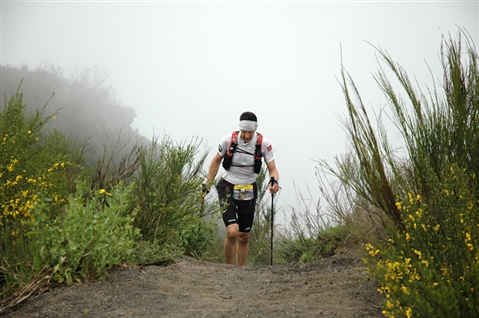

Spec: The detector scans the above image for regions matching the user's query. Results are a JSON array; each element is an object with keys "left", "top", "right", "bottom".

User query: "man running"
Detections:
[{"left": 205, "top": 111, "right": 280, "bottom": 266}]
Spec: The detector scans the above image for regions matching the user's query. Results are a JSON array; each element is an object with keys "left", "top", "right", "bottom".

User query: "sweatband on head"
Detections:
[{"left": 239, "top": 120, "right": 258, "bottom": 131}]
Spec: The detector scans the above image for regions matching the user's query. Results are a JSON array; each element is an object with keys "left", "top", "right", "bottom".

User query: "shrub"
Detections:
[
  {"left": 132, "top": 135, "right": 218, "bottom": 262},
  {"left": 1, "top": 86, "right": 66, "bottom": 287},
  {"left": 27, "top": 181, "right": 139, "bottom": 285},
  {"left": 322, "top": 29, "right": 479, "bottom": 317}
]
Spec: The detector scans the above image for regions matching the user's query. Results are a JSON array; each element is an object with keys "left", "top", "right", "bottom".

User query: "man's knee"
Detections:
[
  {"left": 238, "top": 232, "right": 250, "bottom": 243},
  {"left": 226, "top": 224, "right": 239, "bottom": 242}
]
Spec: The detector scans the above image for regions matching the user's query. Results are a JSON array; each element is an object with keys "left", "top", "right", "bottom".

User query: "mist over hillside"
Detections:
[{"left": 1, "top": 63, "right": 151, "bottom": 166}]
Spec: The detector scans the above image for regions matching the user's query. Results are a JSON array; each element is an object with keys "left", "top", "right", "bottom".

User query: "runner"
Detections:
[{"left": 205, "top": 111, "right": 280, "bottom": 266}]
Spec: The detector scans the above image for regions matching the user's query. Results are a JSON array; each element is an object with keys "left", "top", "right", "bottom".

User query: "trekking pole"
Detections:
[{"left": 270, "top": 177, "right": 275, "bottom": 266}]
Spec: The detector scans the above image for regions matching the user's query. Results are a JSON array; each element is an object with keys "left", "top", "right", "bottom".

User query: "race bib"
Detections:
[{"left": 233, "top": 184, "right": 254, "bottom": 201}]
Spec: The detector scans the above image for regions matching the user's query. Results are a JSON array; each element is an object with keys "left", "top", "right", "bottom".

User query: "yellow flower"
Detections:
[
  {"left": 401, "top": 285, "right": 410, "bottom": 295},
  {"left": 406, "top": 307, "right": 413, "bottom": 318},
  {"left": 368, "top": 249, "right": 380, "bottom": 257},
  {"left": 466, "top": 233, "right": 472, "bottom": 241},
  {"left": 386, "top": 300, "right": 393, "bottom": 309},
  {"left": 99, "top": 189, "right": 112, "bottom": 197},
  {"left": 413, "top": 249, "right": 422, "bottom": 259}
]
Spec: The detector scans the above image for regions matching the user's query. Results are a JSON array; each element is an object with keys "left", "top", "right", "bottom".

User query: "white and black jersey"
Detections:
[{"left": 217, "top": 132, "right": 274, "bottom": 185}]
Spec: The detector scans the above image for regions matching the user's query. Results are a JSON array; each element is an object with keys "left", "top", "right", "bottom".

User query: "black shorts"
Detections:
[{"left": 216, "top": 179, "right": 257, "bottom": 233}]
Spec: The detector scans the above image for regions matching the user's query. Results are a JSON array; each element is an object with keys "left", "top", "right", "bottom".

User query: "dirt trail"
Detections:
[{"left": 10, "top": 252, "right": 384, "bottom": 318}]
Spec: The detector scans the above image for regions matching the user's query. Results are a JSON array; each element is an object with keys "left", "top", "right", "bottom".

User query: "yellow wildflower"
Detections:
[
  {"left": 99, "top": 189, "right": 112, "bottom": 197},
  {"left": 413, "top": 249, "right": 422, "bottom": 259},
  {"left": 406, "top": 307, "right": 413, "bottom": 318}
]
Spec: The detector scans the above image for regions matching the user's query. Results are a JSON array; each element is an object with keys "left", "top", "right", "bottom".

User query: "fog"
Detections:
[{"left": 2, "top": 1, "right": 478, "bottom": 225}]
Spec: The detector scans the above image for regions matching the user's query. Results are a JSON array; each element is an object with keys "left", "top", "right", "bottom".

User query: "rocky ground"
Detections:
[{"left": 8, "top": 252, "right": 384, "bottom": 318}]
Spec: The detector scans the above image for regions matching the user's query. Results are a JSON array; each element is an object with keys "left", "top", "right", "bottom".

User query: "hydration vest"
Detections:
[{"left": 222, "top": 131, "right": 263, "bottom": 174}]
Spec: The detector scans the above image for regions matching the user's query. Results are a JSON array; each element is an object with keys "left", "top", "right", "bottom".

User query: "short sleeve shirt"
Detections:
[{"left": 218, "top": 131, "right": 274, "bottom": 185}]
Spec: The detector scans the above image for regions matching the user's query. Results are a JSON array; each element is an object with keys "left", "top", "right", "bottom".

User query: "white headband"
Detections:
[{"left": 239, "top": 120, "right": 258, "bottom": 131}]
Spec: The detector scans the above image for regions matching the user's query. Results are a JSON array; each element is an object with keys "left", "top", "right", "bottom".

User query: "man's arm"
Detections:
[{"left": 206, "top": 153, "right": 223, "bottom": 191}]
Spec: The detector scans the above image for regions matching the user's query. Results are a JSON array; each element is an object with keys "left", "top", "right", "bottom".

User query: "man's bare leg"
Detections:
[
  {"left": 224, "top": 224, "right": 239, "bottom": 265},
  {"left": 237, "top": 232, "right": 250, "bottom": 266}
]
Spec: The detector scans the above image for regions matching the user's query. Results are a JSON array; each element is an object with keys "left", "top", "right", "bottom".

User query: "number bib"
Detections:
[{"left": 233, "top": 184, "right": 255, "bottom": 201}]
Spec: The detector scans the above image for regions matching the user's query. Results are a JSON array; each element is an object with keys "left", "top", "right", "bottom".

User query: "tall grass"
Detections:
[
  {"left": 249, "top": 169, "right": 349, "bottom": 265},
  {"left": 247, "top": 168, "right": 275, "bottom": 265},
  {"left": 319, "top": 29, "right": 479, "bottom": 317}
]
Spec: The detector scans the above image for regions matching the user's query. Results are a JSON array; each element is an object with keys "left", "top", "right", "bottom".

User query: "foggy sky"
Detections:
[{"left": 2, "top": 1, "right": 478, "bottom": 225}]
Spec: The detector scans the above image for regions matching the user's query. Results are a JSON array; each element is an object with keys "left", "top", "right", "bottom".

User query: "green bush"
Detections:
[
  {"left": 364, "top": 164, "right": 479, "bottom": 317},
  {"left": 0, "top": 85, "right": 91, "bottom": 310},
  {"left": 132, "top": 135, "right": 218, "bottom": 262},
  {"left": 1, "top": 86, "right": 72, "bottom": 295},
  {"left": 277, "top": 223, "right": 348, "bottom": 264},
  {"left": 322, "top": 29, "right": 479, "bottom": 317},
  {"left": 27, "top": 181, "right": 139, "bottom": 285}
]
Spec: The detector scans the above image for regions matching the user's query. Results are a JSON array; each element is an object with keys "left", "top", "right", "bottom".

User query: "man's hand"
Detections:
[
  {"left": 201, "top": 183, "right": 210, "bottom": 202},
  {"left": 269, "top": 177, "right": 280, "bottom": 194}
]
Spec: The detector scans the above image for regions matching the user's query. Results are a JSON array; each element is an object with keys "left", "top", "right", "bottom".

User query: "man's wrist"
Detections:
[{"left": 202, "top": 183, "right": 210, "bottom": 194}]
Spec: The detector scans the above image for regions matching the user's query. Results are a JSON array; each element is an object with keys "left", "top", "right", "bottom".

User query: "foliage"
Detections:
[
  {"left": 248, "top": 167, "right": 274, "bottom": 265},
  {"left": 1, "top": 85, "right": 70, "bottom": 269},
  {"left": 247, "top": 168, "right": 348, "bottom": 265},
  {"left": 132, "top": 135, "right": 219, "bottom": 262},
  {"left": 0, "top": 85, "right": 84, "bottom": 308},
  {"left": 275, "top": 190, "right": 347, "bottom": 264},
  {"left": 88, "top": 131, "right": 140, "bottom": 191},
  {"left": 27, "top": 182, "right": 139, "bottom": 285},
  {"left": 126, "top": 239, "right": 184, "bottom": 266},
  {"left": 0, "top": 83, "right": 222, "bottom": 312},
  {"left": 320, "top": 29, "right": 479, "bottom": 317}
]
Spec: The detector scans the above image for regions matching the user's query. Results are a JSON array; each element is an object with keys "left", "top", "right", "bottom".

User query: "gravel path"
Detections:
[{"left": 10, "top": 252, "right": 384, "bottom": 318}]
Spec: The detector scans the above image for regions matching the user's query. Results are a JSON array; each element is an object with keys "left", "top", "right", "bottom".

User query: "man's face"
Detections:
[{"left": 240, "top": 130, "right": 255, "bottom": 143}]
